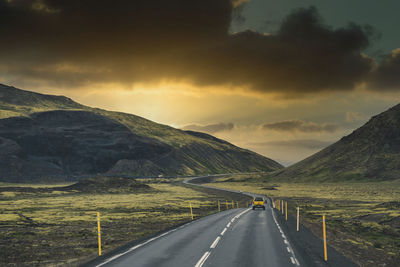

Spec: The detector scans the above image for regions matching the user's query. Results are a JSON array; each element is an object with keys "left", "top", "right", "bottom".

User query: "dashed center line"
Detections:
[
  {"left": 210, "top": 236, "right": 221, "bottom": 248},
  {"left": 194, "top": 251, "right": 210, "bottom": 267},
  {"left": 220, "top": 228, "right": 227, "bottom": 236},
  {"left": 193, "top": 208, "right": 250, "bottom": 267}
]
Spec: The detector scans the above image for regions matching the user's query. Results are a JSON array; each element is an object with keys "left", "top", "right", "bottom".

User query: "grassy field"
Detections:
[
  {"left": 203, "top": 174, "right": 400, "bottom": 267},
  {"left": 0, "top": 179, "right": 250, "bottom": 266}
]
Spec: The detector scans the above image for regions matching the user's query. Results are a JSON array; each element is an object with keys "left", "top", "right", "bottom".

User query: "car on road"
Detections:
[{"left": 252, "top": 197, "right": 265, "bottom": 210}]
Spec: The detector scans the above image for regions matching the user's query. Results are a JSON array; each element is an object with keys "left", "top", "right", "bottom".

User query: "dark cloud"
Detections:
[
  {"left": 368, "top": 49, "right": 400, "bottom": 90},
  {"left": 182, "top": 123, "right": 234, "bottom": 133},
  {"left": 0, "top": 2, "right": 395, "bottom": 93},
  {"left": 262, "top": 120, "right": 338, "bottom": 133},
  {"left": 248, "top": 139, "right": 333, "bottom": 150}
]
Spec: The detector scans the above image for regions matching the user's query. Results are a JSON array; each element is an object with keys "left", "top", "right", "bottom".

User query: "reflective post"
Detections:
[
  {"left": 190, "top": 202, "right": 194, "bottom": 220},
  {"left": 297, "top": 207, "right": 300, "bottom": 231},
  {"left": 323, "top": 215, "right": 328, "bottom": 261},
  {"left": 97, "top": 212, "right": 102, "bottom": 256},
  {"left": 285, "top": 201, "right": 288, "bottom": 221}
]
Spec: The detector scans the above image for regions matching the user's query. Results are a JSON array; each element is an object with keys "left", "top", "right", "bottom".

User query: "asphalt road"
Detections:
[{"left": 90, "top": 177, "right": 358, "bottom": 267}]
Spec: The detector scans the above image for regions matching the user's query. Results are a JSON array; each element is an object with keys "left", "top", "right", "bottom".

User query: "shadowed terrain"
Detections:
[
  {"left": 0, "top": 84, "right": 282, "bottom": 182},
  {"left": 274, "top": 103, "right": 400, "bottom": 181}
]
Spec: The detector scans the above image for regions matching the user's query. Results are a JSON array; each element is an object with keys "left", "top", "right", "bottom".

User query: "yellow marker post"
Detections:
[
  {"left": 236, "top": 201, "right": 239, "bottom": 209},
  {"left": 226, "top": 200, "right": 229, "bottom": 210},
  {"left": 297, "top": 207, "right": 300, "bottom": 232},
  {"left": 97, "top": 212, "right": 102, "bottom": 256},
  {"left": 231, "top": 200, "right": 234, "bottom": 209},
  {"left": 285, "top": 201, "right": 288, "bottom": 221},
  {"left": 323, "top": 215, "right": 328, "bottom": 261},
  {"left": 272, "top": 199, "right": 275, "bottom": 208},
  {"left": 189, "top": 202, "right": 194, "bottom": 220},
  {"left": 218, "top": 200, "right": 221, "bottom": 212}
]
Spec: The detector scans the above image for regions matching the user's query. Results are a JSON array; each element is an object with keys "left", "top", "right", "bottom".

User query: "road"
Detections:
[{"left": 89, "top": 177, "right": 357, "bottom": 267}]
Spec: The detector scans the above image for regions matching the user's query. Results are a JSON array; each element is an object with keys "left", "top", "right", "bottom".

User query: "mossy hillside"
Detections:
[
  {"left": 0, "top": 179, "right": 251, "bottom": 266},
  {"left": 273, "top": 103, "right": 400, "bottom": 182},
  {"left": 0, "top": 84, "right": 282, "bottom": 181}
]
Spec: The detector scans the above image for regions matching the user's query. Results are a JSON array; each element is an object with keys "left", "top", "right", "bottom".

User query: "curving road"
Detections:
[{"left": 88, "top": 177, "right": 357, "bottom": 267}]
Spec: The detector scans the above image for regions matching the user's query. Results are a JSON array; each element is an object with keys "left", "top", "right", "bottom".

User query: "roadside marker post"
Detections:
[
  {"left": 236, "top": 201, "right": 239, "bottom": 209},
  {"left": 285, "top": 201, "right": 287, "bottom": 221},
  {"left": 190, "top": 202, "right": 194, "bottom": 220},
  {"left": 231, "top": 200, "right": 234, "bottom": 209},
  {"left": 226, "top": 200, "right": 229, "bottom": 210},
  {"left": 218, "top": 200, "right": 221, "bottom": 212},
  {"left": 281, "top": 200, "right": 284, "bottom": 215},
  {"left": 323, "top": 215, "right": 328, "bottom": 261},
  {"left": 297, "top": 207, "right": 300, "bottom": 232},
  {"left": 97, "top": 212, "right": 102, "bottom": 256}
]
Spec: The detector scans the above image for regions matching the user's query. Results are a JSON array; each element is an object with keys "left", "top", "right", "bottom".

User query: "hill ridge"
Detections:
[
  {"left": 274, "top": 103, "right": 400, "bottom": 181},
  {"left": 0, "top": 84, "right": 282, "bottom": 182}
]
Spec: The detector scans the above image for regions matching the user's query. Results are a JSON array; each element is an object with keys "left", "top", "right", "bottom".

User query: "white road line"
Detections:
[
  {"left": 271, "top": 203, "right": 301, "bottom": 266},
  {"left": 95, "top": 223, "right": 188, "bottom": 266},
  {"left": 210, "top": 236, "right": 221, "bottom": 248},
  {"left": 193, "top": 208, "right": 251, "bottom": 267},
  {"left": 194, "top": 251, "right": 211, "bottom": 267},
  {"left": 221, "top": 228, "right": 227, "bottom": 236}
]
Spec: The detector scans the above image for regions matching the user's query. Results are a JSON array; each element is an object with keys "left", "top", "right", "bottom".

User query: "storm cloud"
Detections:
[
  {"left": 368, "top": 48, "right": 400, "bottom": 91},
  {"left": 0, "top": 1, "right": 398, "bottom": 93},
  {"left": 182, "top": 122, "right": 234, "bottom": 134},
  {"left": 262, "top": 120, "right": 339, "bottom": 133}
]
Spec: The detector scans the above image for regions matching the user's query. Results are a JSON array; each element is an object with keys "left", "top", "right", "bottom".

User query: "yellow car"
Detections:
[{"left": 252, "top": 197, "right": 266, "bottom": 210}]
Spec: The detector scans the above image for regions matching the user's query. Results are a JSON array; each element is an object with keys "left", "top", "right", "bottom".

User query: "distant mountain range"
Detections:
[
  {"left": 274, "top": 103, "right": 400, "bottom": 181},
  {"left": 0, "top": 84, "right": 282, "bottom": 182}
]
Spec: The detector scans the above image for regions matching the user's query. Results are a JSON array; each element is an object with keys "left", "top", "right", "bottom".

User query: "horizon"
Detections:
[{"left": 1, "top": 0, "right": 400, "bottom": 165}]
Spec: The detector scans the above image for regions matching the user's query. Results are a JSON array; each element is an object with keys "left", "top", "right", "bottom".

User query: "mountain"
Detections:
[
  {"left": 274, "top": 104, "right": 400, "bottom": 181},
  {"left": 0, "top": 84, "right": 282, "bottom": 182}
]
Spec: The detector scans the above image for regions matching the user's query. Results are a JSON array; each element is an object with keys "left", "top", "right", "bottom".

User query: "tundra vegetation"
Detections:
[
  {"left": 0, "top": 177, "right": 250, "bottom": 266},
  {"left": 203, "top": 173, "right": 400, "bottom": 267}
]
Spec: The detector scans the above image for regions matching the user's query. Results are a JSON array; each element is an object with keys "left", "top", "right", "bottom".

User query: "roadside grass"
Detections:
[
  {"left": 203, "top": 175, "right": 400, "bottom": 267},
  {"left": 0, "top": 180, "right": 249, "bottom": 266}
]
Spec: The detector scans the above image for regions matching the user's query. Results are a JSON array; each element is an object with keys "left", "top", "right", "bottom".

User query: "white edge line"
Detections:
[
  {"left": 271, "top": 204, "right": 301, "bottom": 266},
  {"left": 95, "top": 224, "right": 186, "bottom": 266}
]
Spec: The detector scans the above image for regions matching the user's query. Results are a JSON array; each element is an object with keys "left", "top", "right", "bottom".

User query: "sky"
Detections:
[{"left": 1, "top": 0, "right": 400, "bottom": 166}]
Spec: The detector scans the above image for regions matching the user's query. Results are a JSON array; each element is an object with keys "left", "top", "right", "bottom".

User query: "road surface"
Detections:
[{"left": 88, "top": 177, "right": 357, "bottom": 267}]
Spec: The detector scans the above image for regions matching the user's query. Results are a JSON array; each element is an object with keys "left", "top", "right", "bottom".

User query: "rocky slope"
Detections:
[
  {"left": 274, "top": 104, "right": 400, "bottom": 181},
  {"left": 0, "top": 84, "right": 282, "bottom": 182}
]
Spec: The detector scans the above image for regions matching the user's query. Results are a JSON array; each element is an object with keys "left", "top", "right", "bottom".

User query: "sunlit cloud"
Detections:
[
  {"left": 182, "top": 123, "right": 235, "bottom": 134},
  {"left": 262, "top": 120, "right": 339, "bottom": 133}
]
